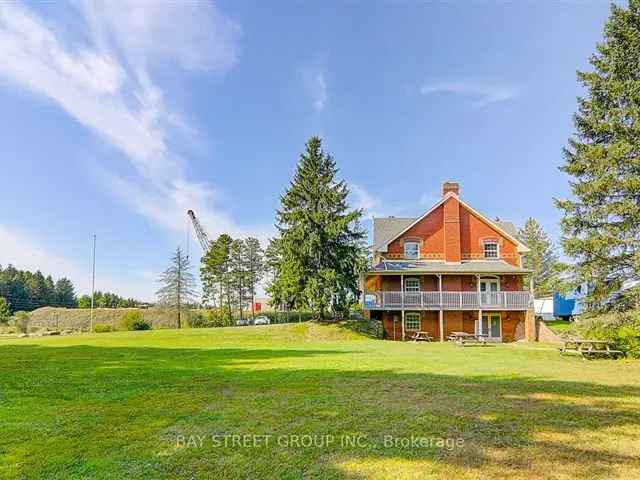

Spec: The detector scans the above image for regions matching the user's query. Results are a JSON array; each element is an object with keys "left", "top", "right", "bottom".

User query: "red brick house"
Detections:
[{"left": 362, "top": 182, "right": 535, "bottom": 342}]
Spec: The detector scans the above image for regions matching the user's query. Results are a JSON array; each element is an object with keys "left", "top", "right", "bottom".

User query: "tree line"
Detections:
[
  {"left": 0, "top": 265, "right": 76, "bottom": 312},
  {"left": 0, "top": 264, "right": 141, "bottom": 314}
]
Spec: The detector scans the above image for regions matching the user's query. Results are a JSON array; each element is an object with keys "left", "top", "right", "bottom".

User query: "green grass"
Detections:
[
  {"left": 544, "top": 319, "right": 573, "bottom": 333},
  {"left": 1, "top": 323, "right": 640, "bottom": 479}
]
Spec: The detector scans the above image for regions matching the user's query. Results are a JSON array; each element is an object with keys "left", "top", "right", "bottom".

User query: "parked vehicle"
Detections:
[
  {"left": 254, "top": 315, "right": 270, "bottom": 325},
  {"left": 235, "top": 319, "right": 250, "bottom": 326}
]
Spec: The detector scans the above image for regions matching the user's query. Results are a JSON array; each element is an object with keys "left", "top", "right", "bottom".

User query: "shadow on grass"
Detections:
[{"left": 1, "top": 343, "right": 639, "bottom": 479}]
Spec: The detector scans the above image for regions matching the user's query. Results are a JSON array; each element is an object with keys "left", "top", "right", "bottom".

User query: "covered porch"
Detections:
[{"left": 370, "top": 310, "right": 526, "bottom": 342}]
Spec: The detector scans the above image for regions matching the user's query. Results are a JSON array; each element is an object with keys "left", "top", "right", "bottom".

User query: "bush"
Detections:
[
  {"left": 12, "top": 311, "right": 31, "bottom": 334},
  {"left": 570, "top": 309, "right": 640, "bottom": 358},
  {"left": 93, "top": 323, "right": 113, "bottom": 333},
  {"left": 188, "top": 309, "right": 233, "bottom": 328},
  {"left": 121, "top": 311, "right": 151, "bottom": 331}
]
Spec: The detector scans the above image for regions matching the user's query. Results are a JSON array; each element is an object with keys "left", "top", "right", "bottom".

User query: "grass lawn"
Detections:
[
  {"left": 1, "top": 323, "right": 639, "bottom": 479},
  {"left": 543, "top": 319, "right": 573, "bottom": 334}
]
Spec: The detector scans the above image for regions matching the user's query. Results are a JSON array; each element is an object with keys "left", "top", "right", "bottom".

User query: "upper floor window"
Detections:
[
  {"left": 484, "top": 240, "right": 499, "bottom": 259},
  {"left": 404, "top": 241, "right": 419, "bottom": 259},
  {"left": 405, "top": 278, "right": 420, "bottom": 292}
]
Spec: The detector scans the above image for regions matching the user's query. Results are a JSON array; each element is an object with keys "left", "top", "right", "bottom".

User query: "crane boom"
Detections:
[{"left": 187, "top": 209, "right": 211, "bottom": 252}]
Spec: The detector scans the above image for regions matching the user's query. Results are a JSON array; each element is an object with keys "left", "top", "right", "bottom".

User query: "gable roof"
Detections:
[
  {"left": 374, "top": 192, "right": 529, "bottom": 253},
  {"left": 373, "top": 217, "right": 415, "bottom": 252}
]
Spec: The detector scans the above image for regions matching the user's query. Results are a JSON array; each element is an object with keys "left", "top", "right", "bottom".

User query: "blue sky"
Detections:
[{"left": 0, "top": 1, "right": 613, "bottom": 300}]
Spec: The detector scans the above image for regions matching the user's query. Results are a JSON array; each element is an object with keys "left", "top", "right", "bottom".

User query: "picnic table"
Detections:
[
  {"left": 559, "top": 339, "right": 623, "bottom": 359},
  {"left": 448, "top": 331, "right": 488, "bottom": 346},
  {"left": 409, "top": 331, "right": 434, "bottom": 342}
]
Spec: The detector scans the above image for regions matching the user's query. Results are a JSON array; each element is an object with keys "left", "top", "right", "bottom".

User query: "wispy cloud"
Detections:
[
  {"left": 303, "top": 66, "right": 328, "bottom": 112},
  {"left": 349, "top": 183, "right": 440, "bottom": 220},
  {"left": 0, "top": 1, "right": 265, "bottom": 249},
  {"left": 420, "top": 80, "right": 519, "bottom": 107}
]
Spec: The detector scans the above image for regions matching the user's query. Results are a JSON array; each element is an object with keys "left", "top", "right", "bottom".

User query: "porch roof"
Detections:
[{"left": 367, "top": 260, "right": 531, "bottom": 275}]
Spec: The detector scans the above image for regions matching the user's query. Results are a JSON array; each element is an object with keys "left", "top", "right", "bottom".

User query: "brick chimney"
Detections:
[
  {"left": 442, "top": 182, "right": 461, "bottom": 262},
  {"left": 442, "top": 181, "right": 460, "bottom": 197}
]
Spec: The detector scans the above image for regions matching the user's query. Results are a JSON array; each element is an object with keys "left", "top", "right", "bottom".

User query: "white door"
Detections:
[
  {"left": 480, "top": 279, "right": 499, "bottom": 305},
  {"left": 478, "top": 313, "right": 502, "bottom": 341}
]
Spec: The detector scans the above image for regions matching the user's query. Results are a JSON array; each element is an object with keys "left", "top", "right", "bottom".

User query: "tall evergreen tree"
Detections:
[
  {"left": 54, "top": 278, "right": 76, "bottom": 308},
  {"left": 244, "top": 237, "right": 265, "bottom": 319},
  {"left": 200, "top": 234, "right": 234, "bottom": 316},
  {"left": 518, "top": 218, "right": 562, "bottom": 297},
  {"left": 156, "top": 247, "right": 197, "bottom": 328},
  {"left": 556, "top": 1, "right": 640, "bottom": 308},
  {"left": 229, "top": 239, "right": 250, "bottom": 320},
  {"left": 268, "top": 136, "right": 367, "bottom": 320}
]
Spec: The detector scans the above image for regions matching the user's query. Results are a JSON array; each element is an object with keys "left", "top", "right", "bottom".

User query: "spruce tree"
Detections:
[
  {"left": 518, "top": 218, "right": 562, "bottom": 297},
  {"left": 156, "top": 247, "right": 197, "bottom": 328},
  {"left": 268, "top": 136, "right": 367, "bottom": 320},
  {"left": 556, "top": 0, "right": 640, "bottom": 308}
]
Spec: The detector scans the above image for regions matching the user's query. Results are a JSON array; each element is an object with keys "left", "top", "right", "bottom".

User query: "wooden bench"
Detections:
[
  {"left": 559, "top": 339, "right": 623, "bottom": 360},
  {"left": 448, "top": 331, "right": 488, "bottom": 346},
  {"left": 409, "top": 331, "right": 434, "bottom": 342}
]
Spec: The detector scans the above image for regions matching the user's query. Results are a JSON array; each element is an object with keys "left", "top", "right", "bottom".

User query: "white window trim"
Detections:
[
  {"left": 404, "top": 277, "right": 420, "bottom": 292},
  {"left": 404, "top": 241, "right": 420, "bottom": 259},
  {"left": 483, "top": 240, "right": 499, "bottom": 259},
  {"left": 405, "top": 312, "right": 421, "bottom": 331}
]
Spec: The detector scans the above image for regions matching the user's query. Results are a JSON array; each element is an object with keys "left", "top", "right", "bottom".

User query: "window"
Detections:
[
  {"left": 484, "top": 241, "right": 499, "bottom": 259},
  {"left": 404, "top": 241, "right": 419, "bottom": 259},
  {"left": 405, "top": 312, "right": 420, "bottom": 331},
  {"left": 405, "top": 278, "right": 420, "bottom": 292}
]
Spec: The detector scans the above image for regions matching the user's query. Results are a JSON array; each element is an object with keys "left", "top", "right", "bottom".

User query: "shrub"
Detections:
[
  {"left": 121, "top": 311, "right": 151, "bottom": 331},
  {"left": 12, "top": 311, "right": 31, "bottom": 334},
  {"left": 188, "top": 309, "right": 234, "bottom": 328},
  {"left": 93, "top": 323, "right": 113, "bottom": 333},
  {"left": 570, "top": 309, "right": 640, "bottom": 358}
]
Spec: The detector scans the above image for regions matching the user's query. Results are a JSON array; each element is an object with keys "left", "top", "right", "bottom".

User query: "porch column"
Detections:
[
  {"left": 437, "top": 274, "right": 444, "bottom": 342},
  {"left": 476, "top": 274, "right": 482, "bottom": 335},
  {"left": 401, "top": 274, "right": 404, "bottom": 308},
  {"left": 401, "top": 309, "right": 405, "bottom": 341}
]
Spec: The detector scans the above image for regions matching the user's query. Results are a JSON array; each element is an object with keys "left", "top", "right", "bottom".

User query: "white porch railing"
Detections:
[{"left": 364, "top": 291, "right": 531, "bottom": 310}]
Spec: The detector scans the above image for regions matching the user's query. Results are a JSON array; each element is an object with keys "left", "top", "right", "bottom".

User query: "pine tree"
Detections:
[
  {"left": 518, "top": 218, "right": 562, "bottom": 297},
  {"left": 229, "top": 239, "right": 250, "bottom": 320},
  {"left": 244, "top": 237, "right": 265, "bottom": 320},
  {"left": 156, "top": 247, "right": 197, "bottom": 328},
  {"left": 556, "top": 1, "right": 640, "bottom": 308},
  {"left": 268, "top": 136, "right": 368, "bottom": 320},
  {"left": 200, "top": 234, "right": 234, "bottom": 317},
  {"left": 54, "top": 278, "right": 76, "bottom": 308}
]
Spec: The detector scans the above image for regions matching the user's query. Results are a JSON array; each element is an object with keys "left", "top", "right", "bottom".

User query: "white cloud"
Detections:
[
  {"left": 0, "top": 2, "right": 271, "bottom": 299},
  {"left": 350, "top": 183, "right": 382, "bottom": 218},
  {"left": 303, "top": 66, "right": 328, "bottom": 112},
  {"left": 420, "top": 80, "right": 519, "bottom": 107},
  {"left": 0, "top": 2, "right": 264, "bottom": 243}
]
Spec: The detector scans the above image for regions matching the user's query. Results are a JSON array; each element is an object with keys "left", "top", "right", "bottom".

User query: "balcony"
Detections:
[{"left": 364, "top": 291, "right": 531, "bottom": 311}]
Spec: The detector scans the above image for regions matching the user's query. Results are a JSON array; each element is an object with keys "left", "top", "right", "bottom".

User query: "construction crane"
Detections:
[{"left": 187, "top": 209, "right": 211, "bottom": 252}]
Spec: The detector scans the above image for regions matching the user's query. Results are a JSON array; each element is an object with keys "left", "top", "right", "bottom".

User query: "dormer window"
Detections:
[
  {"left": 404, "top": 241, "right": 419, "bottom": 259},
  {"left": 484, "top": 240, "right": 499, "bottom": 259}
]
